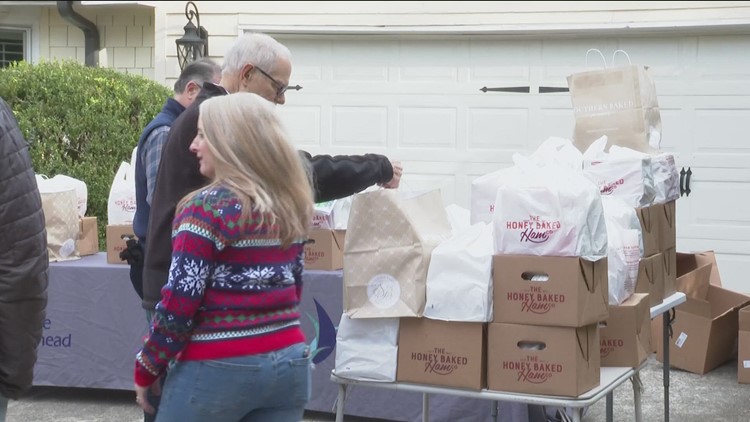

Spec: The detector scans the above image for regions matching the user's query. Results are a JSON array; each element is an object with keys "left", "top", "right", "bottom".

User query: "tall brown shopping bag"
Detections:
[
  {"left": 343, "top": 189, "right": 452, "bottom": 319},
  {"left": 567, "top": 51, "right": 661, "bottom": 154}
]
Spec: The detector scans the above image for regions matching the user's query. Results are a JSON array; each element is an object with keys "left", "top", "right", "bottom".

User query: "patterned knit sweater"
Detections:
[{"left": 134, "top": 185, "right": 306, "bottom": 387}]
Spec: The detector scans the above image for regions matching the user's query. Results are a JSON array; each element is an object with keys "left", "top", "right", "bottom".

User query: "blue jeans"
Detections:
[{"left": 155, "top": 343, "right": 311, "bottom": 422}]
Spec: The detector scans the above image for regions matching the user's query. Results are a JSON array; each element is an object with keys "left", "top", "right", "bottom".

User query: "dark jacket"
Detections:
[
  {"left": 133, "top": 97, "right": 185, "bottom": 241},
  {"left": 141, "top": 83, "right": 394, "bottom": 310},
  {"left": 0, "top": 97, "right": 49, "bottom": 399}
]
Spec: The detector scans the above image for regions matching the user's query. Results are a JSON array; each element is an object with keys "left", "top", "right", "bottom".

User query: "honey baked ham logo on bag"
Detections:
[
  {"left": 598, "top": 178, "right": 625, "bottom": 195},
  {"left": 505, "top": 215, "right": 561, "bottom": 244},
  {"left": 114, "top": 198, "right": 136, "bottom": 213},
  {"left": 503, "top": 355, "right": 562, "bottom": 384},
  {"left": 411, "top": 347, "right": 469, "bottom": 376},
  {"left": 600, "top": 337, "right": 624, "bottom": 358},
  {"left": 507, "top": 286, "right": 565, "bottom": 314}
]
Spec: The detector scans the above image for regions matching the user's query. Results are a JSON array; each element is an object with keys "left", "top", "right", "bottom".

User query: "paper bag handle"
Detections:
[
  {"left": 612, "top": 49, "right": 633, "bottom": 66},
  {"left": 585, "top": 48, "right": 607, "bottom": 68}
]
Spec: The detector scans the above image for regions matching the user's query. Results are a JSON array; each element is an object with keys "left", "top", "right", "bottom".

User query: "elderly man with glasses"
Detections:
[{"left": 137, "top": 32, "right": 402, "bottom": 419}]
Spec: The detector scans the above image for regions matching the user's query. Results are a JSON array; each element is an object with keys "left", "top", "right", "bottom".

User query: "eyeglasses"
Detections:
[{"left": 254, "top": 66, "right": 289, "bottom": 98}]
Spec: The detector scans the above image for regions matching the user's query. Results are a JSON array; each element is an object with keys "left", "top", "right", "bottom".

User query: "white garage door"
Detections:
[{"left": 274, "top": 33, "right": 750, "bottom": 293}]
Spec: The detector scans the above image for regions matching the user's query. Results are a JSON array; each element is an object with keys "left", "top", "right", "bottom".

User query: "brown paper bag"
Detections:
[
  {"left": 343, "top": 189, "right": 452, "bottom": 319},
  {"left": 567, "top": 64, "right": 661, "bottom": 154}
]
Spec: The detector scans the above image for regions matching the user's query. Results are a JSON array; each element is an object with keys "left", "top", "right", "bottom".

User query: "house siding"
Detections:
[
  {"left": 155, "top": 1, "right": 750, "bottom": 85},
  {"left": 41, "top": 5, "right": 154, "bottom": 78}
]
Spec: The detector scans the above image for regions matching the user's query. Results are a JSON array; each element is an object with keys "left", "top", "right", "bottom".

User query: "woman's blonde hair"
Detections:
[{"left": 182, "top": 92, "right": 313, "bottom": 247}]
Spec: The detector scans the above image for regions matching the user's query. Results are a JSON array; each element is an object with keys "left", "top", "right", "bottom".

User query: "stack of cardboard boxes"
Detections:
[
  {"left": 595, "top": 199, "right": 678, "bottom": 369},
  {"left": 487, "top": 255, "right": 609, "bottom": 396},
  {"left": 633, "top": 200, "right": 677, "bottom": 306}
]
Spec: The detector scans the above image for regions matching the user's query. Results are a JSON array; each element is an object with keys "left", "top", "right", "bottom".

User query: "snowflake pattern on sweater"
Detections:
[{"left": 134, "top": 185, "right": 306, "bottom": 387}]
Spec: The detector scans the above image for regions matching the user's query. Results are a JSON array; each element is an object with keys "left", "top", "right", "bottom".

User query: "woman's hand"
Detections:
[{"left": 135, "top": 379, "right": 161, "bottom": 414}]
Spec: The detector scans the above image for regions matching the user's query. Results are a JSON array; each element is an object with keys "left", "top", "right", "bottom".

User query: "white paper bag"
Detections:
[
  {"left": 107, "top": 147, "right": 137, "bottom": 225},
  {"left": 423, "top": 222, "right": 494, "bottom": 322},
  {"left": 334, "top": 314, "right": 399, "bottom": 382}
]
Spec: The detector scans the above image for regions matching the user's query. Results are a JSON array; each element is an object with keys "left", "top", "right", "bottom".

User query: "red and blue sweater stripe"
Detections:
[{"left": 134, "top": 186, "right": 306, "bottom": 387}]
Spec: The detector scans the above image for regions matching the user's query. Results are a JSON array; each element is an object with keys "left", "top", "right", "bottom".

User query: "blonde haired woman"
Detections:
[{"left": 134, "top": 92, "right": 314, "bottom": 422}]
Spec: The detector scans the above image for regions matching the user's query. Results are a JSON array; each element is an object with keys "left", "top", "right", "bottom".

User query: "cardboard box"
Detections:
[
  {"left": 634, "top": 253, "right": 664, "bottom": 307},
  {"left": 662, "top": 247, "right": 677, "bottom": 297},
  {"left": 658, "top": 201, "right": 676, "bottom": 251},
  {"left": 655, "top": 284, "right": 750, "bottom": 374},
  {"left": 739, "top": 305, "right": 750, "bottom": 384},
  {"left": 397, "top": 318, "right": 486, "bottom": 390},
  {"left": 305, "top": 229, "right": 345, "bottom": 270},
  {"left": 635, "top": 205, "right": 660, "bottom": 257},
  {"left": 106, "top": 224, "right": 136, "bottom": 265},
  {"left": 599, "top": 293, "right": 651, "bottom": 368},
  {"left": 77, "top": 216, "right": 99, "bottom": 256},
  {"left": 492, "top": 255, "right": 609, "bottom": 328},
  {"left": 651, "top": 251, "right": 714, "bottom": 353},
  {"left": 487, "top": 322, "right": 600, "bottom": 397},
  {"left": 677, "top": 251, "right": 723, "bottom": 289}
]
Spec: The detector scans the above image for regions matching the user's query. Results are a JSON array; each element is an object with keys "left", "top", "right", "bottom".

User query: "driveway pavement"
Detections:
[{"left": 7, "top": 356, "right": 747, "bottom": 421}]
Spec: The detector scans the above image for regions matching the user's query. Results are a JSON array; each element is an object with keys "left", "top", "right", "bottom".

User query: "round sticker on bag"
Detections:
[
  {"left": 367, "top": 274, "right": 400, "bottom": 309},
  {"left": 59, "top": 238, "right": 76, "bottom": 258}
]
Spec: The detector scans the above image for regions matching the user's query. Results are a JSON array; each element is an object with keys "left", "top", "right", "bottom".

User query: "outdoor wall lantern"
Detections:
[{"left": 175, "top": 1, "right": 208, "bottom": 71}]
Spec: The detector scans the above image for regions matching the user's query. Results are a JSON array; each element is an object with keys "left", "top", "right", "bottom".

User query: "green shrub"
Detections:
[{"left": 0, "top": 60, "right": 172, "bottom": 250}]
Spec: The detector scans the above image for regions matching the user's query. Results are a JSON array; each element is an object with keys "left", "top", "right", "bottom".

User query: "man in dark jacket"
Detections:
[
  {"left": 127, "top": 58, "right": 221, "bottom": 301},
  {"left": 0, "top": 97, "right": 48, "bottom": 418},
  {"left": 141, "top": 32, "right": 402, "bottom": 313}
]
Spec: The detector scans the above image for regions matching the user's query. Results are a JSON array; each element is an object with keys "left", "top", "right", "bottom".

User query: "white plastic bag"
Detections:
[
  {"left": 582, "top": 137, "right": 656, "bottom": 208},
  {"left": 444, "top": 204, "right": 471, "bottom": 235},
  {"left": 107, "top": 147, "right": 137, "bottom": 225},
  {"left": 492, "top": 154, "right": 608, "bottom": 260},
  {"left": 312, "top": 197, "right": 353, "bottom": 229},
  {"left": 602, "top": 196, "right": 643, "bottom": 304},
  {"left": 423, "top": 222, "right": 494, "bottom": 322},
  {"left": 469, "top": 166, "right": 524, "bottom": 225},
  {"left": 334, "top": 314, "right": 399, "bottom": 382},
  {"left": 46, "top": 175, "right": 87, "bottom": 217},
  {"left": 644, "top": 151, "right": 680, "bottom": 204},
  {"left": 529, "top": 136, "right": 584, "bottom": 171}
]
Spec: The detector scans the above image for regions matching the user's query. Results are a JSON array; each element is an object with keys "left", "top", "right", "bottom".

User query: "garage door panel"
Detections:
[
  {"left": 399, "top": 107, "right": 457, "bottom": 147},
  {"left": 279, "top": 106, "right": 322, "bottom": 146},
  {"left": 331, "top": 106, "right": 388, "bottom": 147},
  {"left": 533, "top": 108, "right": 575, "bottom": 146},
  {"left": 468, "top": 107, "right": 528, "bottom": 149},
  {"left": 677, "top": 173, "right": 750, "bottom": 243},
  {"left": 692, "top": 109, "right": 750, "bottom": 152}
]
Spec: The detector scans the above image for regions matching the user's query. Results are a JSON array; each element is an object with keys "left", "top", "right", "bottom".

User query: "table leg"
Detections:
[
  {"left": 335, "top": 384, "right": 346, "bottom": 422},
  {"left": 491, "top": 400, "right": 498, "bottom": 422},
  {"left": 422, "top": 393, "right": 429, "bottom": 422},
  {"left": 632, "top": 372, "right": 643, "bottom": 422},
  {"left": 663, "top": 308, "right": 674, "bottom": 422},
  {"left": 606, "top": 391, "right": 613, "bottom": 422},
  {"left": 572, "top": 409, "right": 582, "bottom": 422}
]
